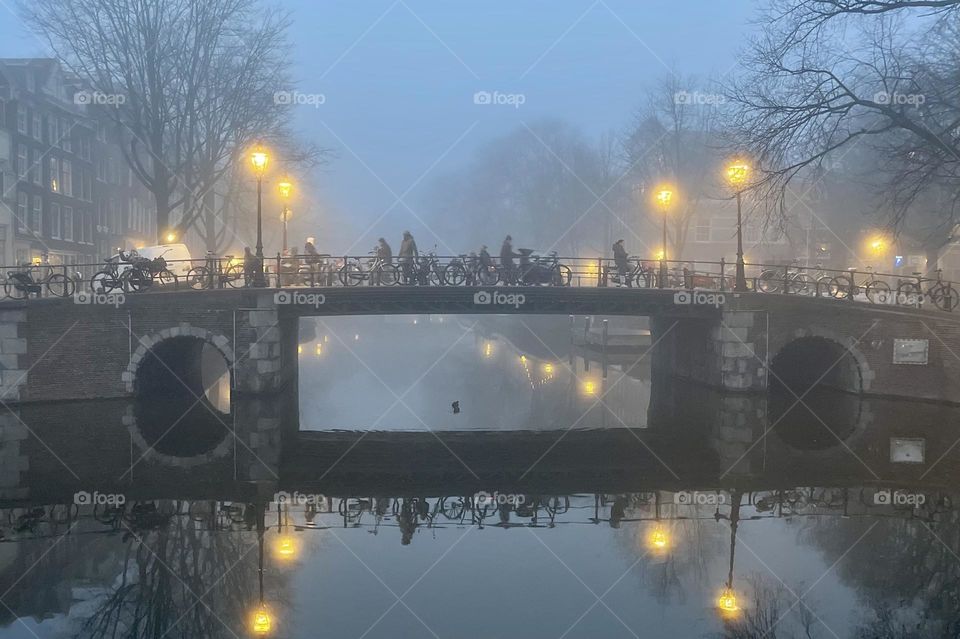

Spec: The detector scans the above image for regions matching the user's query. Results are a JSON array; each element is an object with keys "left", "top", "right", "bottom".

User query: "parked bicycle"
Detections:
[
  {"left": 186, "top": 255, "right": 245, "bottom": 290},
  {"left": 338, "top": 248, "right": 399, "bottom": 286},
  {"left": 3, "top": 264, "right": 74, "bottom": 299},
  {"left": 827, "top": 267, "right": 891, "bottom": 303},
  {"left": 896, "top": 269, "right": 958, "bottom": 311}
]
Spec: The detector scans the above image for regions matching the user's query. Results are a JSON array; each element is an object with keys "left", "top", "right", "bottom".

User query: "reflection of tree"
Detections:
[
  {"left": 803, "top": 503, "right": 960, "bottom": 637},
  {"left": 73, "top": 501, "right": 268, "bottom": 639},
  {"left": 714, "top": 574, "right": 818, "bottom": 639}
]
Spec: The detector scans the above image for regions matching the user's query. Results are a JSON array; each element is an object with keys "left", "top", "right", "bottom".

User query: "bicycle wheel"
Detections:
[
  {"left": 427, "top": 266, "right": 444, "bottom": 287},
  {"left": 931, "top": 283, "right": 959, "bottom": 311},
  {"left": 896, "top": 281, "right": 922, "bottom": 306},
  {"left": 377, "top": 263, "right": 400, "bottom": 286},
  {"left": 757, "top": 269, "right": 781, "bottom": 293},
  {"left": 338, "top": 262, "right": 365, "bottom": 286},
  {"left": 122, "top": 267, "right": 150, "bottom": 293},
  {"left": 155, "top": 269, "right": 178, "bottom": 289},
  {"left": 552, "top": 264, "right": 572, "bottom": 287},
  {"left": 790, "top": 273, "right": 814, "bottom": 295},
  {"left": 45, "top": 273, "right": 74, "bottom": 298},
  {"left": 477, "top": 264, "right": 499, "bottom": 286},
  {"left": 4, "top": 281, "right": 28, "bottom": 299},
  {"left": 815, "top": 276, "right": 833, "bottom": 296},
  {"left": 186, "top": 266, "right": 211, "bottom": 290},
  {"left": 865, "top": 280, "right": 891, "bottom": 304},
  {"left": 827, "top": 276, "right": 851, "bottom": 299},
  {"left": 224, "top": 265, "right": 245, "bottom": 288},
  {"left": 91, "top": 270, "right": 121, "bottom": 294},
  {"left": 443, "top": 262, "right": 467, "bottom": 286}
]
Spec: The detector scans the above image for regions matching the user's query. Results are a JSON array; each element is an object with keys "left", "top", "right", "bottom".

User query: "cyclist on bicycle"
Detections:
[
  {"left": 399, "top": 231, "right": 418, "bottom": 284},
  {"left": 500, "top": 235, "right": 518, "bottom": 285},
  {"left": 377, "top": 237, "right": 393, "bottom": 264},
  {"left": 612, "top": 239, "right": 631, "bottom": 288}
]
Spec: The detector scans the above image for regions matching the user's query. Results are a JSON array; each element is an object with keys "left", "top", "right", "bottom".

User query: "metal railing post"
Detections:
[
  {"left": 597, "top": 258, "right": 603, "bottom": 288},
  {"left": 783, "top": 264, "right": 790, "bottom": 295},
  {"left": 276, "top": 253, "right": 282, "bottom": 288},
  {"left": 719, "top": 258, "right": 726, "bottom": 291},
  {"left": 658, "top": 259, "right": 665, "bottom": 289}
]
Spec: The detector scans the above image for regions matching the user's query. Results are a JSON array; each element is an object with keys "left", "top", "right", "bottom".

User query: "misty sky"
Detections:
[{"left": 0, "top": 1, "right": 755, "bottom": 251}]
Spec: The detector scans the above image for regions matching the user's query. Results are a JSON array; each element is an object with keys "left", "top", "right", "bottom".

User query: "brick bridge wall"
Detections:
[
  {"left": 5, "top": 287, "right": 960, "bottom": 404},
  {"left": 652, "top": 293, "right": 960, "bottom": 404}
]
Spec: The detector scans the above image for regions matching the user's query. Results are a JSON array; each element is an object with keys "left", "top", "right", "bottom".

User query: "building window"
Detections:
[
  {"left": 32, "top": 112, "right": 42, "bottom": 140},
  {"left": 30, "top": 149, "right": 41, "bottom": 185},
  {"left": 61, "top": 118, "right": 72, "bottom": 151},
  {"left": 17, "top": 144, "right": 28, "bottom": 179},
  {"left": 48, "top": 117, "right": 59, "bottom": 145},
  {"left": 63, "top": 206, "right": 73, "bottom": 241},
  {"left": 32, "top": 195, "right": 42, "bottom": 236},
  {"left": 62, "top": 160, "right": 72, "bottom": 197},
  {"left": 50, "top": 203, "right": 61, "bottom": 239},
  {"left": 49, "top": 157, "right": 59, "bottom": 192},
  {"left": 695, "top": 218, "right": 711, "bottom": 242},
  {"left": 16, "top": 105, "right": 27, "bottom": 134},
  {"left": 17, "top": 192, "right": 28, "bottom": 232}
]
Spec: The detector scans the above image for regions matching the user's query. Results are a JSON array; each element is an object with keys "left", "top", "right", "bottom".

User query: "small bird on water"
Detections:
[{"left": 451, "top": 401, "right": 460, "bottom": 414}]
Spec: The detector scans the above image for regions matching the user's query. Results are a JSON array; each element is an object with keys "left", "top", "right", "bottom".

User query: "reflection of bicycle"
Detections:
[{"left": 896, "top": 269, "right": 958, "bottom": 311}]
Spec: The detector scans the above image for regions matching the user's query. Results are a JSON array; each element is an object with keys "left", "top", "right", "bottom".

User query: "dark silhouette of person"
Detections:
[
  {"left": 377, "top": 237, "right": 393, "bottom": 264},
  {"left": 243, "top": 247, "right": 261, "bottom": 287},
  {"left": 500, "top": 235, "right": 518, "bottom": 285},
  {"left": 399, "top": 231, "right": 418, "bottom": 284},
  {"left": 304, "top": 238, "right": 319, "bottom": 264},
  {"left": 613, "top": 239, "right": 631, "bottom": 287}
]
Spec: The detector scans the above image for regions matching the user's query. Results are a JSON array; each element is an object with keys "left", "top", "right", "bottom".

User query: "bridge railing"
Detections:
[{"left": 0, "top": 253, "right": 955, "bottom": 311}]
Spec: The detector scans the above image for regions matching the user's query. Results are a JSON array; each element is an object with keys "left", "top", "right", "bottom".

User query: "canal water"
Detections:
[{"left": 0, "top": 315, "right": 958, "bottom": 638}]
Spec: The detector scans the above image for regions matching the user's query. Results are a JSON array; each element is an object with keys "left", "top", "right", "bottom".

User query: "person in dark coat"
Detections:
[
  {"left": 500, "top": 235, "right": 518, "bottom": 284},
  {"left": 398, "top": 231, "right": 418, "bottom": 284},
  {"left": 612, "top": 239, "right": 631, "bottom": 287},
  {"left": 242, "top": 246, "right": 261, "bottom": 287},
  {"left": 377, "top": 237, "right": 393, "bottom": 264}
]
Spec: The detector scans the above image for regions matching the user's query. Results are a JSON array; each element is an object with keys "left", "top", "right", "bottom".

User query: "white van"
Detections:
[{"left": 133, "top": 243, "right": 194, "bottom": 277}]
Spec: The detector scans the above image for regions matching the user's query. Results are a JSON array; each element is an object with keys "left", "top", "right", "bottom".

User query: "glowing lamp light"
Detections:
[
  {"left": 354, "top": 334, "right": 360, "bottom": 341},
  {"left": 274, "top": 534, "right": 298, "bottom": 560},
  {"left": 251, "top": 605, "right": 273, "bottom": 635},
  {"left": 315, "top": 343, "right": 322, "bottom": 356},
  {"left": 582, "top": 380, "right": 597, "bottom": 396},
  {"left": 297, "top": 345, "right": 303, "bottom": 355},
  {"left": 717, "top": 587, "right": 739, "bottom": 615},
  {"left": 542, "top": 363, "right": 554, "bottom": 376},
  {"left": 655, "top": 249, "right": 666, "bottom": 261},
  {"left": 869, "top": 236, "right": 888, "bottom": 254},
  {"left": 165, "top": 232, "right": 176, "bottom": 243},
  {"left": 277, "top": 179, "right": 293, "bottom": 200},
  {"left": 655, "top": 188, "right": 673, "bottom": 208},
  {"left": 725, "top": 161, "right": 751, "bottom": 188},
  {"left": 649, "top": 527, "right": 669, "bottom": 550},
  {"left": 31, "top": 256, "right": 42, "bottom": 265},
  {"left": 251, "top": 146, "right": 269, "bottom": 175}
]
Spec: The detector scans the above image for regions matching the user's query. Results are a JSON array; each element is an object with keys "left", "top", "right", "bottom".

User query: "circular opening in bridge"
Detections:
[
  {"left": 134, "top": 337, "right": 231, "bottom": 456},
  {"left": 770, "top": 336, "right": 861, "bottom": 396}
]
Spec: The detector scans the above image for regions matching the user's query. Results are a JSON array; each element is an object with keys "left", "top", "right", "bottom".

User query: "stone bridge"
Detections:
[{"left": 2, "top": 286, "right": 959, "bottom": 405}]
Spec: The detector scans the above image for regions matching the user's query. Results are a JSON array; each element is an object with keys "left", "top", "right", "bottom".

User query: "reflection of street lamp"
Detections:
[
  {"left": 716, "top": 489, "right": 743, "bottom": 619},
  {"left": 655, "top": 187, "right": 674, "bottom": 289},
  {"left": 648, "top": 525, "right": 669, "bottom": 551},
  {"left": 250, "top": 145, "right": 269, "bottom": 287},
  {"left": 278, "top": 178, "right": 293, "bottom": 253},
  {"left": 252, "top": 605, "right": 273, "bottom": 635},
  {"left": 725, "top": 160, "right": 750, "bottom": 292},
  {"left": 251, "top": 500, "right": 274, "bottom": 635}
]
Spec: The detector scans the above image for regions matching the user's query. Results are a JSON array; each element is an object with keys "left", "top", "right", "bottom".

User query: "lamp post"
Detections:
[
  {"left": 655, "top": 187, "right": 673, "bottom": 289},
  {"left": 725, "top": 161, "right": 751, "bottom": 292},
  {"left": 278, "top": 179, "right": 293, "bottom": 253},
  {"left": 250, "top": 145, "right": 269, "bottom": 287}
]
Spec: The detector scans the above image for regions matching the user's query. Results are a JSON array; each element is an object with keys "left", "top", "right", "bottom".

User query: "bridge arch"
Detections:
[{"left": 769, "top": 330, "right": 870, "bottom": 395}]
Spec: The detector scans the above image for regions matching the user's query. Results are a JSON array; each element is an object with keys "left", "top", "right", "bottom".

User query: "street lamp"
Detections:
[
  {"left": 250, "top": 145, "right": 269, "bottom": 287},
  {"left": 278, "top": 178, "right": 293, "bottom": 253},
  {"left": 725, "top": 160, "right": 751, "bottom": 292},
  {"left": 655, "top": 187, "right": 674, "bottom": 289}
]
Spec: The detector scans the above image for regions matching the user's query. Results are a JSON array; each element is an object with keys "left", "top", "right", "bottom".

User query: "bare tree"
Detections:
[
  {"left": 622, "top": 73, "right": 725, "bottom": 259},
  {"left": 726, "top": 0, "right": 960, "bottom": 262},
  {"left": 20, "top": 0, "right": 320, "bottom": 246}
]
